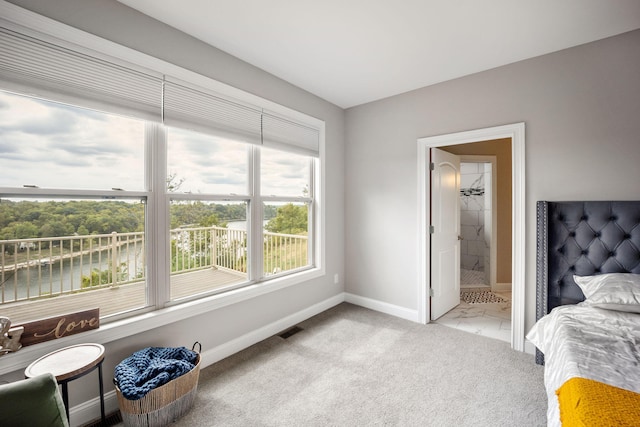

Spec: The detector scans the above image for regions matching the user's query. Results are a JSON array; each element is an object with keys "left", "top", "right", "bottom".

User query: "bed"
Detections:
[{"left": 527, "top": 201, "right": 640, "bottom": 426}]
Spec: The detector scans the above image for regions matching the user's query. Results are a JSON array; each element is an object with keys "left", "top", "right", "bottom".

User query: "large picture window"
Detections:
[
  {"left": 0, "top": 95, "right": 321, "bottom": 323},
  {"left": 0, "top": 15, "right": 323, "bottom": 326}
]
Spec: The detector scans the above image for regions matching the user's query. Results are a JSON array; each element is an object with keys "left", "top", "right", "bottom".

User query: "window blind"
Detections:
[
  {"left": 262, "top": 111, "right": 320, "bottom": 157},
  {"left": 163, "top": 79, "right": 263, "bottom": 146},
  {"left": 0, "top": 27, "right": 162, "bottom": 121},
  {"left": 0, "top": 25, "right": 321, "bottom": 157}
]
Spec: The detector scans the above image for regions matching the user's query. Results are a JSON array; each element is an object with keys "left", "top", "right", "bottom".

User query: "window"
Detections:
[
  {"left": 166, "top": 127, "right": 315, "bottom": 302},
  {"left": 0, "top": 17, "right": 323, "bottom": 326},
  {"left": 261, "top": 147, "right": 313, "bottom": 277},
  {"left": 0, "top": 92, "right": 149, "bottom": 324},
  {"left": 167, "top": 127, "right": 250, "bottom": 300}
]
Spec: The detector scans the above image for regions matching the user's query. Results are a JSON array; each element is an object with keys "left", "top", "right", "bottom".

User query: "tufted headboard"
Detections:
[{"left": 535, "top": 200, "right": 640, "bottom": 364}]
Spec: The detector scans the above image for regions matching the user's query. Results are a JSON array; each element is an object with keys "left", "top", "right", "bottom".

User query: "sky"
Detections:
[
  {"left": 0, "top": 91, "right": 145, "bottom": 191},
  {"left": 0, "top": 91, "right": 310, "bottom": 197}
]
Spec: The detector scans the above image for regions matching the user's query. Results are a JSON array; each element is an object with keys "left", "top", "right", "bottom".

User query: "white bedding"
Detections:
[{"left": 526, "top": 304, "right": 640, "bottom": 426}]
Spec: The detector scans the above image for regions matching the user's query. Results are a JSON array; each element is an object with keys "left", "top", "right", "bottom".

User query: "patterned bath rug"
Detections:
[{"left": 460, "top": 288, "right": 507, "bottom": 304}]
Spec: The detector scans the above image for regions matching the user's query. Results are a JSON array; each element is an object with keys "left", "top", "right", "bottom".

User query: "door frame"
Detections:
[{"left": 417, "top": 122, "right": 526, "bottom": 351}]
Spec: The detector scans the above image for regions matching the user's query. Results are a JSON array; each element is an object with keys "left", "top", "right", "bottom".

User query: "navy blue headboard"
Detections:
[{"left": 535, "top": 201, "right": 640, "bottom": 364}]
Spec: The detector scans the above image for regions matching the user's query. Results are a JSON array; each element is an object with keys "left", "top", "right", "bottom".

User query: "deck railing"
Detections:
[
  {"left": 170, "top": 227, "right": 309, "bottom": 275},
  {"left": 0, "top": 226, "right": 308, "bottom": 304},
  {"left": 263, "top": 231, "right": 309, "bottom": 275},
  {"left": 0, "top": 232, "right": 145, "bottom": 304}
]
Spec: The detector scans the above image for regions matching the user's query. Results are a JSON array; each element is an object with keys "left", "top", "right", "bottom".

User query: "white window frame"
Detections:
[{"left": 0, "top": 1, "right": 325, "bottom": 375}]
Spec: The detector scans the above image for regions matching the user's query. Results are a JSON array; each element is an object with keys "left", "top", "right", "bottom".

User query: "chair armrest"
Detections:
[{"left": 0, "top": 372, "right": 69, "bottom": 427}]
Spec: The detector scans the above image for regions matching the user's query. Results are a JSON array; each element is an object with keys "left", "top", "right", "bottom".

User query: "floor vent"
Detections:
[
  {"left": 81, "top": 411, "right": 123, "bottom": 427},
  {"left": 278, "top": 326, "right": 303, "bottom": 339}
]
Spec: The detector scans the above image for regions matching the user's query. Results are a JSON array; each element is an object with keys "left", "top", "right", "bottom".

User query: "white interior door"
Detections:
[{"left": 430, "top": 148, "right": 461, "bottom": 320}]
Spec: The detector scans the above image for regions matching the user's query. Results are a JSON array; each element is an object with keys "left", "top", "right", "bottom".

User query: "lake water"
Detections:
[{"left": 2, "top": 248, "right": 143, "bottom": 301}]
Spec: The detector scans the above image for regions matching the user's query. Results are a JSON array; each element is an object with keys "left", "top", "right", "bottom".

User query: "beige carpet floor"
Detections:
[{"left": 132, "top": 303, "right": 546, "bottom": 427}]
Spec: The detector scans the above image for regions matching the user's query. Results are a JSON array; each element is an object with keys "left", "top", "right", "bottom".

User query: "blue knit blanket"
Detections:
[{"left": 114, "top": 346, "right": 198, "bottom": 400}]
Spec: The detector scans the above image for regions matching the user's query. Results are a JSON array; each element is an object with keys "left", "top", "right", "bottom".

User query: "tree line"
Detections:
[
  {"left": 0, "top": 200, "right": 144, "bottom": 241},
  {"left": 0, "top": 199, "right": 305, "bottom": 241}
]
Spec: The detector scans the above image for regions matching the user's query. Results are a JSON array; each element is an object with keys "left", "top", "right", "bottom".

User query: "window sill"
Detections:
[{"left": 0, "top": 267, "right": 323, "bottom": 376}]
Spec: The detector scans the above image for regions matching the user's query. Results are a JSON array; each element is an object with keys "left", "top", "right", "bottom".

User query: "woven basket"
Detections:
[{"left": 115, "top": 352, "right": 200, "bottom": 427}]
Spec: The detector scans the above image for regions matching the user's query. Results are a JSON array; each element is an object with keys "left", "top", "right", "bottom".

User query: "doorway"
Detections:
[
  {"left": 431, "top": 148, "right": 510, "bottom": 343},
  {"left": 443, "top": 155, "right": 511, "bottom": 343},
  {"left": 458, "top": 156, "right": 497, "bottom": 291},
  {"left": 417, "top": 123, "right": 525, "bottom": 352}
]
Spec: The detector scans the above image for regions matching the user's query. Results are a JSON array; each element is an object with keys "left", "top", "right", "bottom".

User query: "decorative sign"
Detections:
[{"left": 16, "top": 308, "right": 100, "bottom": 347}]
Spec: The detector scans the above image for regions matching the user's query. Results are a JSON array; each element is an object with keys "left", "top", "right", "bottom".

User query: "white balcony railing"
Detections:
[
  {"left": 0, "top": 232, "right": 144, "bottom": 304},
  {"left": 0, "top": 226, "right": 308, "bottom": 305}
]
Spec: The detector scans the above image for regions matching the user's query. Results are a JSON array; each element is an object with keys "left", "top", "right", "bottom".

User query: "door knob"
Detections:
[{"left": 458, "top": 235, "right": 463, "bottom": 240}]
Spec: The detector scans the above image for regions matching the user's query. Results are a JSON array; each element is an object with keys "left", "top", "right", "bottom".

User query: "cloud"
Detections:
[
  {"left": 0, "top": 91, "right": 312, "bottom": 196},
  {"left": 200, "top": 170, "right": 245, "bottom": 185},
  {"left": 167, "top": 128, "right": 251, "bottom": 194},
  {"left": 0, "top": 93, "right": 78, "bottom": 135},
  {"left": 15, "top": 109, "right": 78, "bottom": 136},
  {"left": 260, "top": 148, "right": 310, "bottom": 196},
  {"left": 0, "top": 91, "right": 144, "bottom": 189},
  {"left": 0, "top": 135, "right": 20, "bottom": 155},
  {"left": 0, "top": 97, "right": 9, "bottom": 111}
]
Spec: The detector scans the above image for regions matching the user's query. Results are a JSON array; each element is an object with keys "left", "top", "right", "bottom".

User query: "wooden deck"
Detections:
[{"left": 0, "top": 268, "right": 247, "bottom": 324}]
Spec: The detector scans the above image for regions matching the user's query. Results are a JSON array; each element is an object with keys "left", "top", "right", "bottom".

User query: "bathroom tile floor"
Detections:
[{"left": 436, "top": 269, "right": 512, "bottom": 343}]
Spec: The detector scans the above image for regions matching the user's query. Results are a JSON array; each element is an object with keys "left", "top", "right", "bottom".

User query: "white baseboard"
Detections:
[
  {"left": 199, "top": 293, "right": 344, "bottom": 368},
  {"left": 69, "top": 293, "right": 344, "bottom": 426},
  {"left": 344, "top": 292, "right": 419, "bottom": 322}
]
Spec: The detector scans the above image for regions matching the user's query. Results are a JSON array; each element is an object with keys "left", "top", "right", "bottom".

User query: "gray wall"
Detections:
[
  {"left": 4, "top": 0, "right": 640, "bottom": 417},
  {"left": 4, "top": 0, "right": 345, "bottom": 413},
  {"left": 345, "top": 29, "right": 640, "bottom": 334}
]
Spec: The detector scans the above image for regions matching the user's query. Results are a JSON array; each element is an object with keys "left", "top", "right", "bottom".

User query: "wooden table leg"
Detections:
[
  {"left": 61, "top": 382, "right": 70, "bottom": 422},
  {"left": 98, "top": 363, "right": 106, "bottom": 425}
]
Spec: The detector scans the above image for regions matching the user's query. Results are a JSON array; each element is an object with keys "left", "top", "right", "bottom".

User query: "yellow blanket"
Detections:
[{"left": 556, "top": 377, "right": 640, "bottom": 426}]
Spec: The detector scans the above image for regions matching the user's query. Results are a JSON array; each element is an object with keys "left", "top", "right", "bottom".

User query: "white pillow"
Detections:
[{"left": 573, "top": 273, "right": 640, "bottom": 313}]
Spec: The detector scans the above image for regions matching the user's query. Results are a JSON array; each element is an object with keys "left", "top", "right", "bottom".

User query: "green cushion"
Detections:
[{"left": 0, "top": 373, "right": 69, "bottom": 427}]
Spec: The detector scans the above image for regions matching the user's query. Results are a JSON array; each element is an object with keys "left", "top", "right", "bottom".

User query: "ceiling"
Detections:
[{"left": 117, "top": 0, "right": 640, "bottom": 109}]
